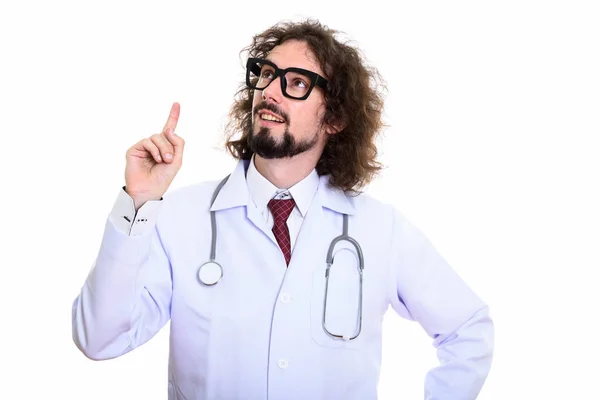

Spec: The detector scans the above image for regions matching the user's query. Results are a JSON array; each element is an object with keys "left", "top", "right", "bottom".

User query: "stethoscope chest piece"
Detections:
[{"left": 198, "top": 261, "right": 223, "bottom": 286}]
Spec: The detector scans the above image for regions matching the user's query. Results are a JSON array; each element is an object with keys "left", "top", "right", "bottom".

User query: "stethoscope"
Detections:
[{"left": 197, "top": 175, "right": 365, "bottom": 340}]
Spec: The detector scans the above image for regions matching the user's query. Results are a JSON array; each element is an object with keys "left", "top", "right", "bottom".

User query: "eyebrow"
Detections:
[{"left": 264, "top": 57, "right": 323, "bottom": 75}]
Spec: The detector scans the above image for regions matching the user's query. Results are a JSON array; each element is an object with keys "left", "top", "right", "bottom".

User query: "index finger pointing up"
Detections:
[{"left": 163, "top": 102, "right": 181, "bottom": 134}]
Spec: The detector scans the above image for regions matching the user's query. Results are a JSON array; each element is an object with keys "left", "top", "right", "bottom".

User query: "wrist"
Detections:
[{"left": 125, "top": 187, "right": 162, "bottom": 211}]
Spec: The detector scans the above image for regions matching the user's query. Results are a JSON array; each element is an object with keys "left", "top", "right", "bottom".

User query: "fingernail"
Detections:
[
  {"left": 170, "top": 128, "right": 176, "bottom": 136},
  {"left": 157, "top": 154, "right": 162, "bottom": 161},
  {"left": 165, "top": 153, "right": 173, "bottom": 160}
]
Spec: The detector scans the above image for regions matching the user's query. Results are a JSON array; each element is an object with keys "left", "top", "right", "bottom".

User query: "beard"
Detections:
[
  {"left": 248, "top": 103, "right": 319, "bottom": 159},
  {"left": 249, "top": 126, "right": 319, "bottom": 159}
]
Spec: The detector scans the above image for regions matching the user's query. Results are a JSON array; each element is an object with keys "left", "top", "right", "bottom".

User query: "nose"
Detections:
[{"left": 261, "top": 76, "right": 283, "bottom": 104}]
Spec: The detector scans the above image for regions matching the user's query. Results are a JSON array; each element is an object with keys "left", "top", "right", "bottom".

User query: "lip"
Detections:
[{"left": 257, "top": 117, "right": 284, "bottom": 128}]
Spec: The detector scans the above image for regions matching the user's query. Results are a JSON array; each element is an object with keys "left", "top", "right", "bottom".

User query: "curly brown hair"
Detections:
[{"left": 224, "top": 19, "right": 387, "bottom": 193}]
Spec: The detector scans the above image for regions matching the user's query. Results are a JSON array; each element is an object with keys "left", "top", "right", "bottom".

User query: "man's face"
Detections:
[{"left": 249, "top": 40, "right": 328, "bottom": 159}]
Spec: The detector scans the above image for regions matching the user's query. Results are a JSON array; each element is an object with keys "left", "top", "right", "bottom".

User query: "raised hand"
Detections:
[{"left": 124, "top": 102, "right": 185, "bottom": 210}]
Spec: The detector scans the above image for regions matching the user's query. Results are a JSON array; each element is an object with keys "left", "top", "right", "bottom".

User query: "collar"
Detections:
[
  {"left": 246, "top": 154, "right": 319, "bottom": 217},
  {"left": 209, "top": 159, "right": 251, "bottom": 211},
  {"left": 209, "top": 157, "right": 356, "bottom": 216},
  {"left": 316, "top": 174, "right": 356, "bottom": 216}
]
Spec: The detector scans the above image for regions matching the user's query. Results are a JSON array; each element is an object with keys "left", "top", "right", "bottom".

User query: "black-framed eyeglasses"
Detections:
[{"left": 246, "top": 57, "right": 328, "bottom": 101}]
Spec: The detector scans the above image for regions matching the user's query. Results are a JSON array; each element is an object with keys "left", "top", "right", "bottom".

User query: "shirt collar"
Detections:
[
  {"left": 210, "top": 157, "right": 356, "bottom": 217},
  {"left": 246, "top": 154, "right": 319, "bottom": 217}
]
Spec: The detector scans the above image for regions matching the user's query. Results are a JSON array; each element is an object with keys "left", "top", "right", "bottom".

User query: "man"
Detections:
[{"left": 72, "top": 19, "right": 494, "bottom": 399}]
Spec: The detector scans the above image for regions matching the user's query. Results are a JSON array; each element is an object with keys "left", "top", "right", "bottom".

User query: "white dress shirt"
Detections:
[{"left": 245, "top": 155, "right": 319, "bottom": 250}]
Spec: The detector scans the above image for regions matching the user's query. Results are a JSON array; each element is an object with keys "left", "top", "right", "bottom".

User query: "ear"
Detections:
[{"left": 325, "top": 121, "right": 346, "bottom": 135}]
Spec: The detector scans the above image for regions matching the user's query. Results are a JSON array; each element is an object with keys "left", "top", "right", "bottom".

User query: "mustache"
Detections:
[{"left": 253, "top": 102, "right": 289, "bottom": 124}]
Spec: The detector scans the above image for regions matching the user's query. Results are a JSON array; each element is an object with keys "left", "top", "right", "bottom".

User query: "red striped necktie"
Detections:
[{"left": 267, "top": 198, "right": 296, "bottom": 266}]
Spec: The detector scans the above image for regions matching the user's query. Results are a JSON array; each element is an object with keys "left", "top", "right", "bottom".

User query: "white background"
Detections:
[{"left": 1, "top": 0, "right": 599, "bottom": 398}]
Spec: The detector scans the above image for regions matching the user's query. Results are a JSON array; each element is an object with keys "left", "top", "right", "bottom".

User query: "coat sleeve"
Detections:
[
  {"left": 387, "top": 209, "right": 494, "bottom": 399},
  {"left": 71, "top": 205, "right": 173, "bottom": 361}
]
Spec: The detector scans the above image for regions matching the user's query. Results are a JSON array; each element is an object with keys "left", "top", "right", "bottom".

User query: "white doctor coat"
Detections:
[{"left": 72, "top": 159, "right": 494, "bottom": 399}]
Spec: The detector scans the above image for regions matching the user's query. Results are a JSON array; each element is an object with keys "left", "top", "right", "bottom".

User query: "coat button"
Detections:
[
  {"left": 280, "top": 293, "right": 292, "bottom": 303},
  {"left": 278, "top": 358, "right": 288, "bottom": 369}
]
